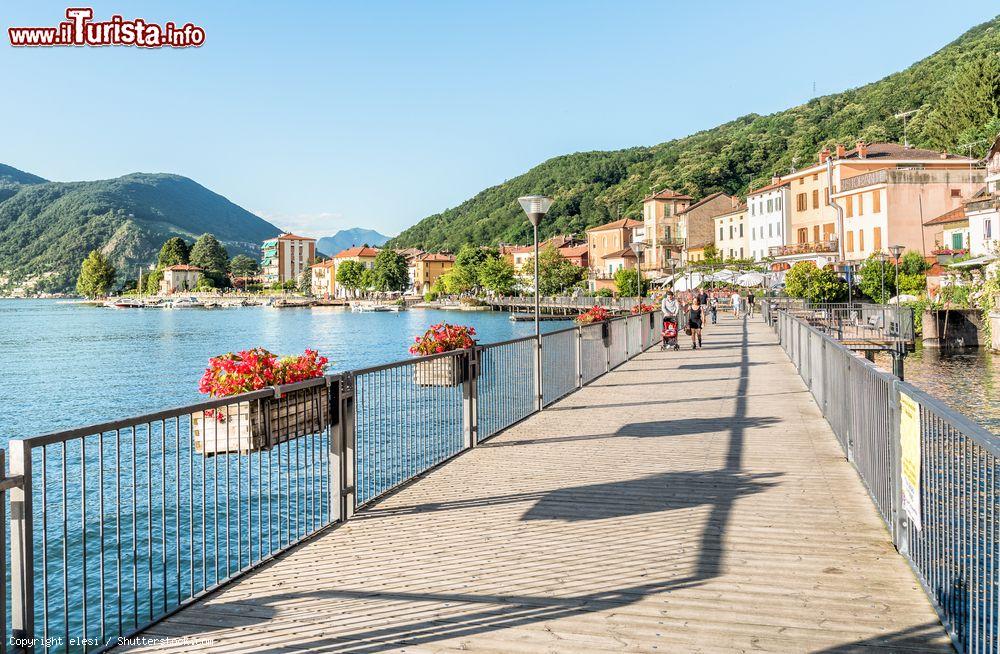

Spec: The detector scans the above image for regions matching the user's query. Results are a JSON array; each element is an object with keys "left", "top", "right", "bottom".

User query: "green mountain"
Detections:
[
  {"left": 0, "top": 171, "right": 282, "bottom": 292},
  {"left": 391, "top": 16, "right": 1000, "bottom": 251}
]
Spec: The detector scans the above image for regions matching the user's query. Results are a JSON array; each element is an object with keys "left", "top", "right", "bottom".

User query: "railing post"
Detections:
[
  {"left": 575, "top": 327, "right": 583, "bottom": 389},
  {"left": 9, "top": 439, "right": 34, "bottom": 649},
  {"left": 534, "top": 337, "right": 543, "bottom": 412},
  {"left": 338, "top": 374, "right": 357, "bottom": 520},
  {"left": 463, "top": 349, "right": 479, "bottom": 448},
  {"left": 889, "top": 381, "right": 908, "bottom": 555},
  {"left": 327, "top": 376, "right": 343, "bottom": 524}
]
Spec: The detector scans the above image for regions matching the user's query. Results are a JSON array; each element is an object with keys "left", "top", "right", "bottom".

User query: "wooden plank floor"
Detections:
[{"left": 121, "top": 316, "right": 950, "bottom": 653}]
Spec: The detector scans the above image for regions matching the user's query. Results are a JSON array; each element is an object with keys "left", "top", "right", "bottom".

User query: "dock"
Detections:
[{"left": 120, "top": 316, "right": 950, "bottom": 652}]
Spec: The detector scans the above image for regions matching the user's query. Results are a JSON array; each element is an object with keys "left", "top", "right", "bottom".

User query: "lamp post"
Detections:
[
  {"left": 889, "top": 244, "right": 904, "bottom": 303},
  {"left": 875, "top": 251, "right": 887, "bottom": 304},
  {"left": 518, "top": 195, "right": 553, "bottom": 411},
  {"left": 630, "top": 240, "right": 647, "bottom": 310}
]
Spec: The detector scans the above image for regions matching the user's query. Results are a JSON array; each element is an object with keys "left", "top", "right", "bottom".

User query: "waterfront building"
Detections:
[
  {"left": 641, "top": 189, "right": 692, "bottom": 273},
  {"left": 412, "top": 252, "right": 455, "bottom": 295},
  {"left": 965, "top": 135, "right": 1000, "bottom": 258},
  {"left": 159, "top": 264, "right": 203, "bottom": 294},
  {"left": 597, "top": 248, "right": 638, "bottom": 288},
  {"left": 586, "top": 219, "right": 642, "bottom": 290},
  {"left": 923, "top": 206, "right": 971, "bottom": 260},
  {"left": 331, "top": 246, "right": 380, "bottom": 298},
  {"left": 712, "top": 199, "right": 748, "bottom": 260},
  {"left": 746, "top": 177, "right": 790, "bottom": 262},
  {"left": 310, "top": 259, "right": 338, "bottom": 298},
  {"left": 261, "top": 233, "right": 317, "bottom": 284},
  {"left": 776, "top": 141, "right": 976, "bottom": 267},
  {"left": 676, "top": 192, "right": 734, "bottom": 264},
  {"left": 505, "top": 235, "right": 584, "bottom": 272}
]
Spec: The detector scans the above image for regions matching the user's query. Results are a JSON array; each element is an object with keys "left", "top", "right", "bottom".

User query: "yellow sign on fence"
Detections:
[{"left": 899, "top": 391, "right": 922, "bottom": 531}]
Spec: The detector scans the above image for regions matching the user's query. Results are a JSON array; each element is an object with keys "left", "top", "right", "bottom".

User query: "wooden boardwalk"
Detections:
[{"left": 123, "top": 316, "right": 950, "bottom": 653}]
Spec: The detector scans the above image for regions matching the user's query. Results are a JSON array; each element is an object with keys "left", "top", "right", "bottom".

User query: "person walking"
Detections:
[
  {"left": 730, "top": 290, "right": 742, "bottom": 318},
  {"left": 746, "top": 290, "right": 756, "bottom": 318},
  {"left": 709, "top": 295, "right": 718, "bottom": 324},
  {"left": 687, "top": 298, "right": 705, "bottom": 349},
  {"left": 660, "top": 290, "right": 681, "bottom": 350}
]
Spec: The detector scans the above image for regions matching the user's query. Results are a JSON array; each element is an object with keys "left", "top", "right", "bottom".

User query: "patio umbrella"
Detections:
[
  {"left": 735, "top": 272, "right": 765, "bottom": 287},
  {"left": 888, "top": 294, "right": 919, "bottom": 304},
  {"left": 672, "top": 272, "right": 704, "bottom": 291}
]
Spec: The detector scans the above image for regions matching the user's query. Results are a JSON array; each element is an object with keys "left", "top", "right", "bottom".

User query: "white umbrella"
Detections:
[
  {"left": 888, "top": 294, "right": 919, "bottom": 304},
  {"left": 672, "top": 272, "right": 704, "bottom": 291},
  {"left": 712, "top": 269, "right": 738, "bottom": 281},
  {"left": 735, "top": 272, "right": 765, "bottom": 287}
]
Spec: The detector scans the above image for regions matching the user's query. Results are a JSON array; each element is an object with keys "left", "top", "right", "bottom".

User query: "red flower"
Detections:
[
  {"left": 576, "top": 305, "right": 612, "bottom": 325},
  {"left": 409, "top": 323, "right": 477, "bottom": 356},
  {"left": 198, "top": 348, "right": 329, "bottom": 398}
]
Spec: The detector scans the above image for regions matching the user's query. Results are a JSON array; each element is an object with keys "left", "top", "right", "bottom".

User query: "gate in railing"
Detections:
[
  {"left": 770, "top": 307, "right": 998, "bottom": 654},
  {"left": 2, "top": 312, "right": 661, "bottom": 653}
]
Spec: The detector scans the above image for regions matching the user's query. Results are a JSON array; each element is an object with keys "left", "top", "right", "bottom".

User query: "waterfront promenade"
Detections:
[{"left": 122, "top": 316, "right": 949, "bottom": 652}]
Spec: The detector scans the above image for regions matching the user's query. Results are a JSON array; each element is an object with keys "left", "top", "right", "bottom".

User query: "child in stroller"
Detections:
[{"left": 661, "top": 318, "right": 680, "bottom": 350}]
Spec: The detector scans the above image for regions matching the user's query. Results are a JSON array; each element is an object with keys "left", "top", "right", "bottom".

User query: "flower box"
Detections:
[
  {"left": 413, "top": 356, "right": 466, "bottom": 387},
  {"left": 193, "top": 385, "right": 331, "bottom": 455}
]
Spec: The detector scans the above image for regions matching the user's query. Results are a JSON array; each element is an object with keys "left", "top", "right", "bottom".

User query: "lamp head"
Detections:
[
  {"left": 889, "top": 244, "right": 904, "bottom": 259},
  {"left": 518, "top": 195, "right": 553, "bottom": 227}
]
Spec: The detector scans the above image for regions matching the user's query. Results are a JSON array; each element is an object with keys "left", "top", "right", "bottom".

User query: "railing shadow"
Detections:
[{"left": 139, "top": 319, "right": 939, "bottom": 653}]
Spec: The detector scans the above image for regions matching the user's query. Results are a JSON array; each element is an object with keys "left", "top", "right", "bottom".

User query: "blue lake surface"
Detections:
[{"left": 0, "top": 299, "right": 572, "bottom": 443}]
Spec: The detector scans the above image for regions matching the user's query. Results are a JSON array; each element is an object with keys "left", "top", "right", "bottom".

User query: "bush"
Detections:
[
  {"left": 594, "top": 288, "right": 614, "bottom": 298},
  {"left": 424, "top": 291, "right": 439, "bottom": 302},
  {"left": 784, "top": 262, "right": 847, "bottom": 303}
]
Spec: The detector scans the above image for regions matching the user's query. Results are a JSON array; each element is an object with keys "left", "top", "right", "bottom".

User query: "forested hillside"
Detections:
[
  {"left": 390, "top": 16, "right": 1000, "bottom": 251},
  {"left": 0, "top": 172, "right": 281, "bottom": 292}
]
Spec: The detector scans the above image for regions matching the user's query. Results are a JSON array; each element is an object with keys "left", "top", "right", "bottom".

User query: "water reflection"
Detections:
[{"left": 876, "top": 345, "right": 1000, "bottom": 435}]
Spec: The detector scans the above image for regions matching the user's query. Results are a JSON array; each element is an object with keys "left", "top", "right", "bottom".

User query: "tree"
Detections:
[
  {"left": 336, "top": 260, "right": 365, "bottom": 297},
  {"left": 858, "top": 256, "right": 895, "bottom": 303},
  {"left": 371, "top": 249, "right": 408, "bottom": 293},
  {"left": 145, "top": 268, "right": 164, "bottom": 295},
  {"left": 157, "top": 237, "right": 189, "bottom": 268},
  {"left": 195, "top": 276, "right": 216, "bottom": 291},
  {"left": 523, "top": 244, "right": 585, "bottom": 295},
  {"left": 298, "top": 266, "right": 312, "bottom": 295},
  {"left": 479, "top": 255, "right": 517, "bottom": 295},
  {"left": 439, "top": 267, "right": 472, "bottom": 295},
  {"left": 784, "top": 262, "right": 847, "bottom": 302},
  {"left": 359, "top": 267, "right": 375, "bottom": 296},
  {"left": 922, "top": 55, "right": 1000, "bottom": 153},
  {"left": 189, "top": 234, "right": 230, "bottom": 284},
  {"left": 76, "top": 250, "right": 117, "bottom": 298},
  {"left": 229, "top": 254, "right": 260, "bottom": 278},
  {"left": 614, "top": 268, "right": 643, "bottom": 297}
]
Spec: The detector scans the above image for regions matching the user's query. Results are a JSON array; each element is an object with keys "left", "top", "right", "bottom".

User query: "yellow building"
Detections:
[
  {"left": 412, "top": 252, "right": 455, "bottom": 294},
  {"left": 331, "top": 246, "right": 380, "bottom": 298},
  {"left": 778, "top": 142, "right": 977, "bottom": 266},
  {"left": 641, "top": 189, "right": 692, "bottom": 272},
  {"left": 310, "top": 259, "right": 337, "bottom": 298}
]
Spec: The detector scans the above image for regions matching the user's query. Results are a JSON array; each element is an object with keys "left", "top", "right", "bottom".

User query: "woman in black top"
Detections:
[{"left": 687, "top": 299, "right": 704, "bottom": 349}]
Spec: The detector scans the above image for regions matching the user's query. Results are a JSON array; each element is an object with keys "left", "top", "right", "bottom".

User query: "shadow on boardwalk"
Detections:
[
  {"left": 131, "top": 319, "right": 950, "bottom": 653},
  {"left": 181, "top": 321, "right": 783, "bottom": 652}
]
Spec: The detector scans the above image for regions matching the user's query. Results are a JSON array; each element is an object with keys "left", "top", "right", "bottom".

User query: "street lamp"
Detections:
[
  {"left": 518, "top": 195, "right": 553, "bottom": 410},
  {"left": 889, "top": 244, "right": 904, "bottom": 303},
  {"left": 630, "top": 240, "right": 647, "bottom": 310},
  {"left": 875, "top": 251, "right": 888, "bottom": 304}
]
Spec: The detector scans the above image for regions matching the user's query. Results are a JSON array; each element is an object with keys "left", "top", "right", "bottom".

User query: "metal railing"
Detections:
[
  {"left": 487, "top": 295, "right": 655, "bottom": 311},
  {"left": 782, "top": 302, "right": 915, "bottom": 346},
  {"left": 2, "top": 312, "right": 663, "bottom": 653},
  {"left": 770, "top": 307, "right": 998, "bottom": 654}
]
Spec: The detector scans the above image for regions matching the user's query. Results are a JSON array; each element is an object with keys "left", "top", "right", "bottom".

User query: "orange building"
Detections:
[
  {"left": 412, "top": 252, "right": 455, "bottom": 294},
  {"left": 586, "top": 218, "right": 642, "bottom": 290}
]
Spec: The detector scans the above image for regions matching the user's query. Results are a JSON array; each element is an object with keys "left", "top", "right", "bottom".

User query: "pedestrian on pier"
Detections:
[
  {"left": 687, "top": 298, "right": 704, "bottom": 349},
  {"left": 709, "top": 296, "right": 718, "bottom": 324},
  {"left": 730, "top": 291, "right": 742, "bottom": 318}
]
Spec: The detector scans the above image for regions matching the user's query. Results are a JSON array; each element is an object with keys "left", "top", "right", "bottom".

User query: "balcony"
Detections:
[
  {"left": 770, "top": 240, "right": 839, "bottom": 258},
  {"left": 840, "top": 168, "right": 984, "bottom": 193}
]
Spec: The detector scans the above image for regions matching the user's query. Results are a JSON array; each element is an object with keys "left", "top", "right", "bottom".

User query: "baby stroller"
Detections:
[{"left": 661, "top": 318, "right": 680, "bottom": 351}]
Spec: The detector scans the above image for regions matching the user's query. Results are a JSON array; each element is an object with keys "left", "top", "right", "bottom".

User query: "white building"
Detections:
[
  {"left": 160, "top": 264, "right": 203, "bottom": 294},
  {"left": 712, "top": 202, "right": 748, "bottom": 260},
  {"left": 746, "top": 179, "right": 790, "bottom": 262},
  {"left": 966, "top": 136, "right": 1000, "bottom": 258}
]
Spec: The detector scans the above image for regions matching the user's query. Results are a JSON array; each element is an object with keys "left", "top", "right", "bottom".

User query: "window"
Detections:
[
  {"left": 872, "top": 190, "right": 881, "bottom": 213},
  {"left": 813, "top": 225, "right": 820, "bottom": 242},
  {"left": 750, "top": 204, "right": 755, "bottom": 216},
  {"left": 768, "top": 224, "right": 773, "bottom": 238},
  {"left": 873, "top": 226, "right": 882, "bottom": 251},
  {"left": 751, "top": 228, "right": 756, "bottom": 240},
  {"left": 739, "top": 223, "right": 743, "bottom": 237},
  {"left": 767, "top": 199, "right": 773, "bottom": 212},
  {"left": 812, "top": 173, "right": 818, "bottom": 181},
  {"left": 846, "top": 196, "right": 853, "bottom": 218},
  {"left": 740, "top": 247, "right": 744, "bottom": 258},
  {"left": 797, "top": 227, "right": 808, "bottom": 243},
  {"left": 812, "top": 189, "right": 819, "bottom": 209},
  {"left": 824, "top": 188, "right": 830, "bottom": 206},
  {"left": 952, "top": 232, "right": 964, "bottom": 249},
  {"left": 719, "top": 226, "right": 724, "bottom": 240},
  {"left": 777, "top": 196, "right": 782, "bottom": 210},
  {"left": 858, "top": 230, "right": 865, "bottom": 251},
  {"left": 857, "top": 193, "right": 864, "bottom": 216},
  {"left": 951, "top": 189, "right": 961, "bottom": 198},
  {"left": 847, "top": 231, "right": 854, "bottom": 251},
  {"left": 986, "top": 219, "right": 993, "bottom": 240},
  {"left": 797, "top": 193, "right": 807, "bottom": 211},
  {"left": 799, "top": 178, "right": 804, "bottom": 186},
  {"left": 729, "top": 226, "right": 734, "bottom": 239}
]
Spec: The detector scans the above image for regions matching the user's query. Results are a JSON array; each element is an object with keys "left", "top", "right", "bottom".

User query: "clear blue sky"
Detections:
[{"left": 2, "top": 1, "right": 996, "bottom": 237}]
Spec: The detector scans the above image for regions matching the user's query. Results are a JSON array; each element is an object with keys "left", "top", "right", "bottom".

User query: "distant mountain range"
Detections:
[
  {"left": 316, "top": 228, "right": 390, "bottom": 257},
  {"left": 0, "top": 166, "right": 282, "bottom": 292}
]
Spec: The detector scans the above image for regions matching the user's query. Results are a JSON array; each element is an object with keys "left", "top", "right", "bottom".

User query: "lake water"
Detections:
[
  {"left": 0, "top": 300, "right": 571, "bottom": 444},
  {"left": 875, "top": 344, "right": 1000, "bottom": 436}
]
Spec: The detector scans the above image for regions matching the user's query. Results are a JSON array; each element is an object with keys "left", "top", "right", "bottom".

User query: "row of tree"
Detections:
[{"left": 783, "top": 251, "right": 930, "bottom": 303}]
